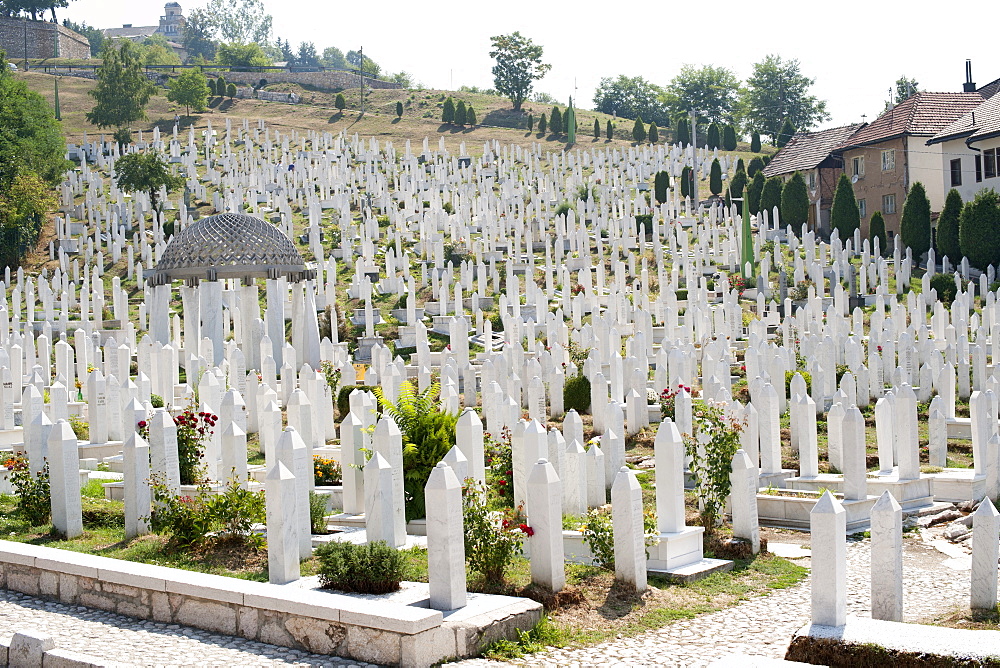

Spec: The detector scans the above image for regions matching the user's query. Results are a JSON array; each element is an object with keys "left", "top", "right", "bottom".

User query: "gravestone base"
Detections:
[
  {"left": 325, "top": 512, "right": 428, "bottom": 535},
  {"left": 78, "top": 440, "right": 125, "bottom": 460},
  {"left": 944, "top": 417, "right": 972, "bottom": 440},
  {"left": 759, "top": 469, "right": 797, "bottom": 489},
  {"left": 927, "top": 468, "right": 986, "bottom": 503},
  {"left": 647, "top": 557, "right": 733, "bottom": 584},
  {"left": 756, "top": 491, "right": 877, "bottom": 532},
  {"left": 646, "top": 525, "right": 705, "bottom": 571},
  {"left": 355, "top": 336, "right": 384, "bottom": 362},
  {"left": 867, "top": 472, "right": 935, "bottom": 511},
  {"left": 783, "top": 474, "right": 843, "bottom": 493},
  {"left": 0, "top": 427, "right": 23, "bottom": 447}
]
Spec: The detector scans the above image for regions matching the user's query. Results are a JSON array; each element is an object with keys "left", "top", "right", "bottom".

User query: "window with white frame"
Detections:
[
  {"left": 808, "top": 171, "right": 816, "bottom": 190},
  {"left": 883, "top": 193, "right": 896, "bottom": 214},
  {"left": 881, "top": 149, "right": 896, "bottom": 171},
  {"left": 852, "top": 156, "right": 865, "bottom": 177},
  {"left": 858, "top": 198, "right": 866, "bottom": 218}
]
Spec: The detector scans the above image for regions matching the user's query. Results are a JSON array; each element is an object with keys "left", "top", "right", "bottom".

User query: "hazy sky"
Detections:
[{"left": 60, "top": 0, "right": 994, "bottom": 131}]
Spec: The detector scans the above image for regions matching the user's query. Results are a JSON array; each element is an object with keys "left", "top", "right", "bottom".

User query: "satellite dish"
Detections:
[{"left": 851, "top": 174, "right": 859, "bottom": 184}]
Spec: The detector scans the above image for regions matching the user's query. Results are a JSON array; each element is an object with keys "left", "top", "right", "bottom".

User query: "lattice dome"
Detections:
[{"left": 150, "top": 213, "right": 313, "bottom": 285}]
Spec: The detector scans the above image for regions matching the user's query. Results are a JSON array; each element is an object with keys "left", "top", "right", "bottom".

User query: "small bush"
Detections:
[
  {"left": 564, "top": 374, "right": 591, "bottom": 412},
  {"left": 69, "top": 414, "right": 89, "bottom": 441},
  {"left": 150, "top": 394, "right": 164, "bottom": 408},
  {"left": 463, "top": 480, "right": 525, "bottom": 585},
  {"left": 634, "top": 213, "right": 653, "bottom": 235},
  {"left": 334, "top": 93, "right": 346, "bottom": 110},
  {"left": 315, "top": 540, "right": 404, "bottom": 594},
  {"left": 309, "top": 490, "right": 328, "bottom": 534},
  {"left": 3, "top": 455, "right": 50, "bottom": 526},
  {"left": 336, "top": 385, "right": 373, "bottom": 418},
  {"left": 930, "top": 274, "right": 957, "bottom": 305},
  {"left": 580, "top": 507, "right": 614, "bottom": 569},
  {"left": 784, "top": 370, "right": 812, "bottom": 397}
]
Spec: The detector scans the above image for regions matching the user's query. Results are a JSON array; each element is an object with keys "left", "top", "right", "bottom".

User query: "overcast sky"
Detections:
[{"left": 60, "top": 0, "right": 994, "bottom": 131}]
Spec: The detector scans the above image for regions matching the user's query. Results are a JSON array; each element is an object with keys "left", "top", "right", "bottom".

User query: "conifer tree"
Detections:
[
  {"left": 936, "top": 188, "right": 963, "bottom": 262},
  {"left": 654, "top": 170, "right": 670, "bottom": 204},
  {"left": 709, "top": 158, "right": 722, "bottom": 195},
  {"left": 395, "top": 101, "right": 403, "bottom": 118},
  {"left": 750, "top": 132, "right": 761, "bottom": 153},
  {"left": 466, "top": 105, "right": 476, "bottom": 126},
  {"left": 632, "top": 115, "right": 646, "bottom": 143},
  {"left": 442, "top": 97, "right": 455, "bottom": 123},
  {"left": 959, "top": 190, "right": 1000, "bottom": 269},
  {"left": 707, "top": 122, "right": 720, "bottom": 150},
  {"left": 760, "top": 176, "right": 783, "bottom": 219},
  {"left": 777, "top": 118, "right": 795, "bottom": 147},
  {"left": 207, "top": 77, "right": 217, "bottom": 96},
  {"left": 723, "top": 124, "right": 737, "bottom": 151},
  {"left": 527, "top": 113, "right": 533, "bottom": 132},
  {"left": 335, "top": 93, "right": 346, "bottom": 111},
  {"left": 780, "top": 171, "right": 810, "bottom": 231},
  {"left": 680, "top": 165, "right": 692, "bottom": 198},
  {"left": 593, "top": 118, "right": 600, "bottom": 138},
  {"left": 830, "top": 173, "right": 861, "bottom": 239},
  {"left": 747, "top": 171, "right": 765, "bottom": 214},
  {"left": 747, "top": 156, "right": 764, "bottom": 177},
  {"left": 676, "top": 117, "right": 690, "bottom": 145},
  {"left": 454, "top": 100, "right": 467, "bottom": 126},
  {"left": 649, "top": 122, "right": 658, "bottom": 144},
  {"left": 550, "top": 106, "right": 562, "bottom": 134},
  {"left": 606, "top": 119, "right": 613, "bottom": 140},
  {"left": 538, "top": 113, "right": 546, "bottom": 134},
  {"left": 869, "top": 211, "right": 887, "bottom": 254},
  {"left": 900, "top": 181, "right": 931, "bottom": 259}
]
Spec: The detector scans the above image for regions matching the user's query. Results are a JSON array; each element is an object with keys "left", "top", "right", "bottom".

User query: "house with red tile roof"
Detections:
[
  {"left": 832, "top": 92, "right": 984, "bottom": 238},
  {"left": 762, "top": 124, "right": 863, "bottom": 235},
  {"left": 927, "top": 91, "right": 1000, "bottom": 205}
]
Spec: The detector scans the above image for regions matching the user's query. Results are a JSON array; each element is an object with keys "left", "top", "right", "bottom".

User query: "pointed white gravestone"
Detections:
[
  {"left": 526, "top": 458, "right": 565, "bottom": 593},
  {"left": 971, "top": 498, "right": 1000, "bottom": 611},
  {"left": 265, "top": 461, "right": 300, "bottom": 584},
  {"left": 425, "top": 462, "right": 467, "bottom": 611},
  {"left": 365, "top": 452, "right": 405, "bottom": 547},
  {"left": 275, "top": 426, "right": 312, "bottom": 559},
  {"left": 48, "top": 420, "right": 82, "bottom": 538},
  {"left": 870, "top": 490, "right": 903, "bottom": 621},
  {"left": 611, "top": 466, "right": 647, "bottom": 592},
  {"left": 123, "top": 432, "right": 151, "bottom": 539},
  {"left": 730, "top": 449, "right": 760, "bottom": 554},
  {"left": 810, "top": 491, "right": 846, "bottom": 627}
]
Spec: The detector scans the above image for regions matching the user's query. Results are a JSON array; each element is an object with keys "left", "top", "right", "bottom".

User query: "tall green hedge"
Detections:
[
  {"left": 936, "top": 188, "right": 963, "bottom": 263},
  {"left": 869, "top": 211, "right": 887, "bottom": 253},
  {"left": 830, "top": 173, "right": 860, "bottom": 240},
  {"left": 760, "top": 176, "right": 783, "bottom": 220},
  {"left": 781, "top": 171, "right": 810, "bottom": 230},
  {"left": 959, "top": 189, "right": 1000, "bottom": 270},
  {"left": 900, "top": 181, "right": 931, "bottom": 259}
]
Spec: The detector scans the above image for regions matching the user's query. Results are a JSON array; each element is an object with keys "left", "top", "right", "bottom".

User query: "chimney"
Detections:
[{"left": 963, "top": 59, "right": 977, "bottom": 92}]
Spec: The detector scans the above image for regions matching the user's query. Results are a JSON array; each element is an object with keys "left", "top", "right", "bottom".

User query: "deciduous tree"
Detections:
[
  {"left": 592, "top": 74, "right": 667, "bottom": 125},
  {"left": 166, "top": 68, "right": 209, "bottom": 117},
  {"left": 114, "top": 151, "right": 184, "bottom": 213},
  {"left": 86, "top": 39, "right": 157, "bottom": 137},
  {"left": 740, "top": 55, "right": 829, "bottom": 144},
  {"left": 489, "top": 32, "right": 550, "bottom": 112}
]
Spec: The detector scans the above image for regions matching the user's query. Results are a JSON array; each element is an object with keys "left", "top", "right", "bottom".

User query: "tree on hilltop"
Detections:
[
  {"left": 489, "top": 32, "right": 551, "bottom": 112},
  {"left": 87, "top": 39, "right": 157, "bottom": 143},
  {"left": 167, "top": 68, "right": 210, "bottom": 117}
]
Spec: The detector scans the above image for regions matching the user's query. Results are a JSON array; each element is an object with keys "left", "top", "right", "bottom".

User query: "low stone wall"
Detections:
[
  {"left": 212, "top": 69, "right": 401, "bottom": 92},
  {"left": 0, "top": 540, "right": 540, "bottom": 667},
  {"left": 0, "top": 18, "right": 90, "bottom": 60},
  {"left": 1, "top": 629, "right": 118, "bottom": 667}
]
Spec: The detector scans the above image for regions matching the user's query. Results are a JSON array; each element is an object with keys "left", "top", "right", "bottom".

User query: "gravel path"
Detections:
[{"left": 0, "top": 531, "right": 973, "bottom": 668}]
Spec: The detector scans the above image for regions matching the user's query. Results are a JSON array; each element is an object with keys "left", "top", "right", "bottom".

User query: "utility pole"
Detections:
[
  {"left": 359, "top": 46, "right": 365, "bottom": 115},
  {"left": 689, "top": 108, "right": 699, "bottom": 206},
  {"left": 23, "top": 13, "right": 28, "bottom": 71}
]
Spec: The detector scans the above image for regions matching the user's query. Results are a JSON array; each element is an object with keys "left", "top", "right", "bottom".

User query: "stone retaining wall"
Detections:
[
  {"left": 212, "top": 69, "right": 401, "bottom": 92},
  {"left": 0, "top": 540, "right": 540, "bottom": 667},
  {"left": 0, "top": 18, "right": 90, "bottom": 60}
]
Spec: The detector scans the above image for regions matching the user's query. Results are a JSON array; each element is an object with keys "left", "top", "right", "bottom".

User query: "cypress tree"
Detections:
[
  {"left": 736, "top": 158, "right": 745, "bottom": 173},
  {"left": 680, "top": 165, "right": 692, "bottom": 198},
  {"left": 207, "top": 77, "right": 217, "bottom": 96},
  {"left": 750, "top": 132, "right": 761, "bottom": 153},
  {"left": 632, "top": 115, "right": 646, "bottom": 143},
  {"left": 538, "top": 113, "right": 546, "bottom": 134},
  {"left": 959, "top": 189, "right": 1000, "bottom": 270},
  {"left": 648, "top": 122, "right": 658, "bottom": 144},
  {"left": 747, "top": 171, "right": 765, "bottom": 214},
  {"left": 226, "top": 83, "right": 237, "bottom": 99},
  {"left": 762, "top": 155, "right": 772, "bottom": 166},
  {"left": 899, "top": 181, "right": 931, "bottom": 259},
  {"left": 830, "top": 173, "right": 861, "bottom": 240},
  {"left": 335, "top": 93, "right": 346, "bottom": 110},
  {"left": 760, "top": 176, "right": 783, "bottom": 219},
  {"left": 780, "top": 171, "right": 810, "bottom": 231},
  {"left": 606, "top": 120, "right": 613, "bottom": 140},
  {"left": 454, "top": 100, "right": 467, "bottom": 126},
  {"left": 936, "top": 188, "right": 963, "bottom": 262},
  {"left": 654, "top": 170, "right": 670, "bottom": 204},
  {"left": 729, "top": 167, "right": 747, "bottom": 213},
  {"left": 707, "top": 122, "right": 720, "bottom": 150},
  {"left": 216, "top": 74, "right": 226, "bottom": 96},
  {"left": 777, "top": 118, "right": 795, "bottom": 147},
  {"left": 594, "top": 118, "right": 600, "bottom": 138},
  {"left": 723, "top": 124, "right": 737, "bottom": 151},
  {"left": 709, "top": 158, "right": 722, "bottom": 195},
  {"left": 550, "top": 106, "right": 562, "bottom": 134},
  {"left": 527, "top": 113, "right": 533, "bottom": 132},
  {"left": 442, "top": 97, "right": 455, "bottom": 123},
  {"left": 466, "top": 105, "right": 476, "bottom": 126},
  {"left": 747, "top": 156, "right": 764, "bottom": 177},
  {"left": 395, "top": 101, "right": 403, "bottom": 118},
  {"left": 869, "top": 211, "right": 887, "bottom": 254},
  {"left": 676, "top": 117, "right": 690, "bottom": 145}
]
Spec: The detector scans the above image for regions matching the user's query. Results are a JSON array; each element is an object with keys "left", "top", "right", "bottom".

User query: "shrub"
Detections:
[
  {"left": 484, "top": 428, "right": 513, "bottom": 506},
  {"left": 709, "top": 159, "right": 722, "bottom": 195},
  {"left": 580, "top": 507, "right": 615, "bottom": 569},
  {"left": 442, "top": 97, "right": 455, "bottom": 123},
  {"left": 207, "top": 78, "right": 216, "bottom": 96},
  {"left": 149, "top": 475, "right": 264, "bottom": 547},
  {"left": 395, "top": 101, "right": 403, "bottom": 118},
  {"left": 747, "top": 156, "right": 764, "bottom": 177},
  {"left": 173, "top": 406, "right": 216, "bottom": 484},
  {"left": 527, "top": 113, "right": 533, "bottom": 132},
  {"left": 654, "top": 170, "right": 670, "bottom": 204},
  {"left": 869, "top": 211, "right": 887, "bottom": 253},
  {"left": 554, "top": 201, "right": 573, "bottom": 218},
  {"left": 466, "top": 105, "right": 476, "bottom": 125},
  {"left": 900, "top": 181, "right": 931, "bottom": 259},
  {"left": 830, "top": 173, "right": 860, "bottom": 240},
  {"left": 335, "top": 93, "right": 346, "bottom": 110},
  {"left": 226, "top": 83, "right": 237, "bottom": 99},
  {"left": 707, "top": 122, "right": 720, "bottom": 150},
  {"left": 730, "top": 168, "right": 747, "bottom": 212},
  {"left": 314, "top": 456, "right": 342, "bottom": 486},
  {"left": 760, "top": 177, "right": 783, "bottom": 219},
  {"left": 747, "top": 171, "right": 764, "bottom": 214},
  {"left": 374, "top": 382, "right": 458, "bottom": 521},
  {"left": 648, "top": 122, "right": 659, "bottom": 144},
  {"left": 959, "top": 189, "right": 1000, "bottom": 270},
  {"left": 784, "top": 370, "right": 812, "bottom": 396},
  {"left": 676, "top": 117, "right": 690, "bottom": 145},
  {"left": 309, "top": 490, "right": 327, "bottom": 534},
  {"left": 4, "top": 455, "right": 50, "bottom": 526},
  {"left": 454, "top": 100, "right": 467, "bottom": 126},
  {"left": 463, "top": 480, "right": 525, "bottom": 584},
  {"left": 564, "top": 374, "right": 591, "bottom": 412},
  {"left": 723, "top": 124, "right": 737, "bottom": 151},
  {"left": 780, "top": 172, "right": 809, "bottom": 230},
  {"left": 750, "top": 132, "right": 761, "bottom": 153},
  {"left": 930, "top": 273, "right": 958, "bottom": 305},
  {"left": 315, "top": 540, "right": 404, "bottom": 594},
  {"left": 681, "top": 165, "right": 693, "bottom": 199},
  {"left": 634, "top": 213, "right": 653, "bottom": 235},
  {"left": 69, "top": 414, "right": 89, "bottom": 441},
  {"left": 150, "top": 394, "right": 164, "bottom": 408},
  {"left": 632, "top": 115, "right": 646, "bottom": 143},
  {"left": 216, "top": 74, "right": 226, "bottom": 95},
  {"left": 683, "top": 401, "right": 743, "bottom": 531},
  {"left": 550, "top": 106, "right": 562, "bottom": 134},
  {"left": 936, "top": 189, "right": 963, "bottom": 262}
]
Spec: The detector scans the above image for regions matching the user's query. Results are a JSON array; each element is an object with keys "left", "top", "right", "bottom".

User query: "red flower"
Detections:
[
  {"left": 137, "top": 420, "right": 147, "bottom": 428},
  {"left": 519, "top": 524, "right": 534, "bottom": 537}
]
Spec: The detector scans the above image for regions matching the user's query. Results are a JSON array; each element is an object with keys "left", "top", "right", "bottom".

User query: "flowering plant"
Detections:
[
  {"left": 659, "top": 384, "right": 692, "bottom": 420},
  {"left": 484, "top": 426, "right": 513, "bottom": 506},
  {"left": 173, "top": 405, "right": 217, "bottom": 484},
  {"left": 4, "top": 455, "right": 50, "bottom": 526},
  {"left": 462, "top": 480, "right": 525, "bottom": 586},
  {"left": 684, "top": 400, "right": 745, "bottom": 532},
  {"left": 314, "top": 456, "right": 342, "bottom": 486}
]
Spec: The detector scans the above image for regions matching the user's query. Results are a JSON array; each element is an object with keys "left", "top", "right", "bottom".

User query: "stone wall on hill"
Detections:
[
  {"left": 0, "top": 18, "right": 90, "bottom": 60},
  {"left": 212, "top": 69, "right": 401, "bottom": 92}
]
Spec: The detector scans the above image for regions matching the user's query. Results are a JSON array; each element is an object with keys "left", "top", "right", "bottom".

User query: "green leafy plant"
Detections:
[
  {"left": 309, "top": 490, "right": 328, "bottom": 534},
  {"left": 148, "top": 474, "right": 264, "bottom": 547},
  {"left": 484, "top": 426, "right": 513, "bottom": 506},
  {"left": 929, "top": 274, "right": 958, "bottom": 305},
  {"left": 463, "top": 480, "right": 526, "bottom": 585},
  {"left": 173, "top": 406, "right": 216, "bottom": 484},
  {"left": 69, "top": 414, "right": 89, "bottom": 441},
  {"left": 336, "top": 385, "right": 373, "bottom": 419},
  {"left": 563, "top": 374, "right": 591, "bottom": 413},
  {"left": 373, "top": 381, "right": 458, "bottom": 521},
  {"left": 150, "top": 394, "right": 165, "bottom": 408},
  {"left": 315, "top": 540, "right": 404, "bottom": 594},
  {"left": 684, "top": 400, "right": 744, "bottom": 532},
  {"left": 4, "top": 455, "right": 50, "bottom": 526},
  {"left": 580, "top": 507, "right": 615, "bottom": 569}
]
